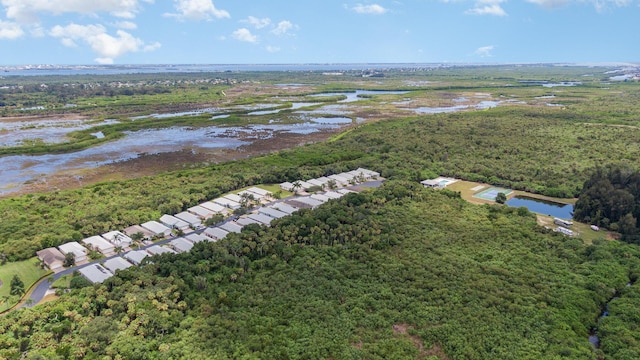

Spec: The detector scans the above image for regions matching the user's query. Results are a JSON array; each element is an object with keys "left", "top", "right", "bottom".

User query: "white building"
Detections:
[
  {"left": 58, "top": 242, "right": 88, "bottom": 263},
  {"left": 212, "top": 197, "right": 241, "bottom": 210},
  {"left": 279, "top": 182, "right": 295, "bottom": 192},
  {"left": 159, "top": 214, "right": 191, "bottom": 232},
  {"left": 223, "top": 193, "right": 243, "bottom": 203},
  {"left": 173, "top": 212, "right": 202, "bottom": 229},
  {"left": 236, "top": 217, "right": 260, "bottom": 227},
  {"left": 187, "top": 205, "right": 215, "bottom": 220},
  {"left": 79, "top": 264, "right": 113, "bottom": 284},
  {"left": 219, "top": 222, "right": 243, "bottom": 234},
  {"left": 247, "top": 213, "right": 274, "bottom": 225},
  {"left": 246, "top": 187, "right": 271, "bottom": 198},
  {"left": 291, "top": 197, "right": 323, "bottom": 208},
  {"left": 258, "top": 207, "right": 288, "bottom": 219},
  {"left": 271, "top": 203, "right": 298, "bottom": 215},
  {"left": 140, "top": 221, "right": 172, "bottom": 237},
  {"left": 146, "top": 245, "right": 177, "bottom": 256},
  {"left": 323, "top": 191, "right": 343, "bottom": 199},
  {"left": 102, "top": 231, "right": 133, "bottom": 248},
  {"left": 82, "top": 235, "right": 115, "bottom": 256},
  {"left": 124, "top": 250, "right": 148, "bottom": 265},
  {"left": 200, "top": 201, "right": 228, "bottom": 214},
  {"left": 103, "top": 257, "right": 133, "bottom": 273},
  {"left": 170, "top": 237, "right": 194, "bottom": 253},
  {"left": 310, "top": 194, "right": 330, "bottom": 203},
  {"left": 204, "top": 227, "right": 229, "bottom": 241},
  {"left": 184, "top": 233, "right": 210, "bottom": 243}
]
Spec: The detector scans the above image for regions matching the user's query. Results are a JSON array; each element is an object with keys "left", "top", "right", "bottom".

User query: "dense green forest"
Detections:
[
  {"left": 2, "top": 103, "right": 640, "bottom": 260},
  {"left": 1, "top": 183, "right": 639, "bottom": 359},
  {"left": 2, "top": 68, "right": 640, "bottom": 358},
  {"left": 574, "top": 166, "right": 640, "bottom": 241}
]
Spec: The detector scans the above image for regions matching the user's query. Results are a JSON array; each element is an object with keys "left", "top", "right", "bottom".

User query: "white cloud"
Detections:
[
  {"left": 0, "top": 20, "right": 23, "bottom": 39},
  {"left": 49, "top": 23, "right": 159, "bottom": 63},
  {"left": 526, "top": 0, "right": 570, "bottom": 7},
  {"left": 465, "top": 0, "right": 508, "bottom": 15},
  {"left": 266, "top": 45, "right": 280, "bottom": 53},
  {"left": 474, "top": 45, "right": 495, "bottom": 57},
  {"left": 231, "top": 28, "right": 257, "bottom": 43},
  {"left": 242, "top": 16, "right": 270, "bottom": 29},
  {"left": 527, "top": 0, "right": 633, "bottom": 11},
  {"left": 352, "top": 3, "right": 389, "bottom": 14},
  {"left": 1, "top": 0, "right": 148, "bottom": 23},
  {"left": 164, "top": 0, "right": 230, "bottom": 21},
  {"left": 114, "top": 21, "right": 137, "bottom": 30},
  {"left": 271, "top": 20, "right": 296, "bottom": 36}
]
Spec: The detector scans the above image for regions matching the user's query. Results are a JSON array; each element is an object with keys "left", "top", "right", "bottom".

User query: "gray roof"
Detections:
[
  {"left": 102, "top": 231, "right": 133, "bottom": 246},
  {"left": 188, "top": 205, "right": 215, "bottom": 219},
  {"left": 247, "top": 187, "right": 271, "bottom": 196},
  {"left": 175, "top": 212, "right": 203, "bottom": 226},
  {"left": 199, "top": 201, "right": 227, "bottom": 213},
  {"left": 204, "top": 227, "right": 229, "bottom": 240},
  {"left": 310, "top": 194, "right": 330, "bottom": 203},
  {"left": 146, "top": 245, "right": 177, "bottom": 256},
  {"left": 79, "top": 264, "right": 113, "bottom": 284},
  {"left": 257, "top": 207, "right": 288, "bottom": 219},
  {"left": 219, "top": 222, "right": 243, "bottom": 234},
  {"left": 270, "top": 203, "right": 298, "bottom": 214},
  {"left": 36, "top": 248, "right": 65, "bottom": 267},
  {"left": 247, "top": 213, "right": 274, "bottom": 225},
  {"left": 58, "top": 241, "right": 88, "bottom": 258},
  {"left": 236, "top": 217, "right": 260, "bottom": 226},
  {"left": 159, "top": 214, "right": 190, "bottom": 230},
  {"left": 184, "top": 233, "right": 210, "bottom": 243},
  {"left": 123, "top": 250, "right": 148, "bottom": 265},
  {"left": 122, "top": 225, "right": 155, "bottom": 240},
  {"left": 141, "top": 221, "right": 172, "bottom": 235},
  {"left": 323, "top": 191, "right": 343, "bottom": 199},
  {"left": 170, "top": 237, "right": 194, "bottom": 253},
  {"left": 102, "top": 257, "right": 133, "bottom": 273},
  {"left": 291, "top": 197, "right": 323, "bottom": 208},
  {"left": 82, "top": 235, "right": 114, "bottom": 253}
]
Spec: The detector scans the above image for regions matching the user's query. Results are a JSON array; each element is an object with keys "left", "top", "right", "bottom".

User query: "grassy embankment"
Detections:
[{"left": 0, "top": 257, "right": 50, "bottom": 312}]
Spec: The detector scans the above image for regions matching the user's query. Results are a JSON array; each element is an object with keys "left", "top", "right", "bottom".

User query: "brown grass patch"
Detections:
[{"left": 392, "top": 323, "right": 449, "bottom": 360}]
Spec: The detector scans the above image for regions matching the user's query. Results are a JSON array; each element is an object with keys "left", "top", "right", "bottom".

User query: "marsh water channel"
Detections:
[{"left": 1, "top": 89, "right": 514, "bottom": 196}]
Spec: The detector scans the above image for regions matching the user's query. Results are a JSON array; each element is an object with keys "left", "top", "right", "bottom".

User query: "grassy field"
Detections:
[
  {"left": 442, "top": 179, "right": 611, "bottom": 244},
  {"left": 0, "top": 257, "right": 50, "bottom": 311}
]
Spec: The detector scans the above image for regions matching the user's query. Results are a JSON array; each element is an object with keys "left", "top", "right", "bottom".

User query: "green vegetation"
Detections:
[
  {"left": 0, "top": 183, "right": 639, "bottom": 358},
  {"left": 1, "top": 67, "right": 640, "bottom": 358},
  {"left": 574, "top": 165, "right": 640, "bottom": 242},
  {"left": 0, "top": 257, "right": 50, "bottom": 312}
]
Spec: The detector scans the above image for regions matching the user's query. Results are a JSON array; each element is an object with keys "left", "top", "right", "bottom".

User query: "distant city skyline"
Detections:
[{"left": 0, "top": 1, "right": 638, "bottom": 65}]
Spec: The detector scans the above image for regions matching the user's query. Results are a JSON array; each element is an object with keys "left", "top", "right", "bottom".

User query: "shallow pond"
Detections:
[
  {"left": 505, "top": 195, "right": 573, "bottom": 218},
  {"left": 0, "top": 119, "right": 118, "bottom": 146},
  {"left": 309, "top": 90, "right": 408, "bottom": 103},
  {"left": 0, "top": 120, "right": 345, "bottom": 195}
]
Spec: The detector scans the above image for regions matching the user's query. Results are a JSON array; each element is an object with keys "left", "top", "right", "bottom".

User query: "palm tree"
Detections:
[
  {"left": 327, "top": 179, "right": 338, "bottom": 190},
  {"left": 292, "top": 181, "right": 302, "bottom": 195}
]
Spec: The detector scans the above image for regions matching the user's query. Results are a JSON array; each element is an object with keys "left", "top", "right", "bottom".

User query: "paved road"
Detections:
[{"left": 20, "top": 180, "right": 384, "bottom": 309}]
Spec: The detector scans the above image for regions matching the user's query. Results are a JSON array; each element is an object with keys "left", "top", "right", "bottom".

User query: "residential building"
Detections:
[
  {"left": 36, "top": 248, "right": 65, "bottom": 271},
  {"left": 58, "top": 242, "right": 88, "bottom": 263},
  {"left": 140, "top": 221, "right": 172, "bottom": 237},
  {"left": 102, "top": 257, "right": 133, "bottom": 273},
  {"left": 102, "top": 230, "right": 133, "bottom": 248},
  {"left": 79, "top": 264, "right": 113, "bottom": 284},
  {"left": 82, "top": 235, "right": 115, "bottom": 256},
  {"left": 159, "top": 214, "right": 191, "bottom": 232},
  {"left": 170, "top": 237, "right": 194, "bottom": 253},
  {"left": 123, "top": 250, "right": 148, "bottom": 265},
  {"left": 204, "top": 227, "right": 229, "bottom": 241}
]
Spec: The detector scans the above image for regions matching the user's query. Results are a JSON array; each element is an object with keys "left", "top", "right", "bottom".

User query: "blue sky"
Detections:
[{"left": 0, "top": 0, "right": 638, "bottom": 65}]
